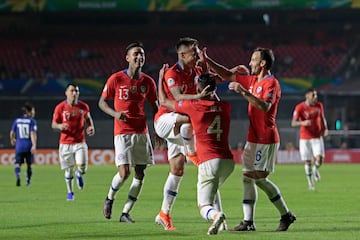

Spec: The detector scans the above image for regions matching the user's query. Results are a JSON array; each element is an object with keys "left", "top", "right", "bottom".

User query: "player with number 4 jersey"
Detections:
[{"left": 158, "top": 66, "right": 234, "bottom": 235}]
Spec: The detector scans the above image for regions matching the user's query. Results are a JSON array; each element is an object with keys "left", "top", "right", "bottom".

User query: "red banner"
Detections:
[{"left": 1, "top": 149, "right": 360, "bottom": 165}]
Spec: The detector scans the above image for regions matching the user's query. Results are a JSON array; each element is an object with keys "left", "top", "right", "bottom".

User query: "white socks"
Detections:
[
  {"left": 180, "top": 123, "right": 196, "bottom": 155},
  {"left": 107, "top": 173, "right": 125, "bottom": 200},
  {"left": 214, "top": 190, "right": 223, "bottom": 212},
  {"left": 305, "top": 164, "right": 314, "bottom": 186},
  {"left": 122, "top": 178, "right": 143, "bottom": 214},
  {"left": 200, "top": 206, "right": 218, "bottom": 221},
  {"left": 255, "top": 178, "right": 289, "bottom": 216},
  {"left": 65, "top": 167, "right": 74, "bottom": 193},
  {"left": 161, "top": 173, "right": 183, "bottom": 214},
  {"left": 242, "top": 176, "right": 257, "bottom": 221}
]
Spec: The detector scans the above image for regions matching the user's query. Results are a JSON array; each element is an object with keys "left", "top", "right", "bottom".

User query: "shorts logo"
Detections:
[
  {"left": 167, "top": 78, "right": 175, "bottom": 87},
  {"left": 117, "top": 153, "right": 125, "bottom": 162}
]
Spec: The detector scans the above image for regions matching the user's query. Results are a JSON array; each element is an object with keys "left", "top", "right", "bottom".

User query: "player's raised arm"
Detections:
[
  {"left": 158, "top": 64, "right": 176, "bottom": 112},
  {"left": 198, "top": 47, "right": 237, "bottom": 82}
]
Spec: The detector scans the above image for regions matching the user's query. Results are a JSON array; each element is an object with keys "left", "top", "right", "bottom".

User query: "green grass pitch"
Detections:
[{"left": 1, "top": 163, "right": 359, "bottom": 240}]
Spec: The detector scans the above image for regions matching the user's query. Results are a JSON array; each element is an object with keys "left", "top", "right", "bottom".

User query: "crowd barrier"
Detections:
[{"left": 1, "top": 149, "right": 359, "bottom": 165}]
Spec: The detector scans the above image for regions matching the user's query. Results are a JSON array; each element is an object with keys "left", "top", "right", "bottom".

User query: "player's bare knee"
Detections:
[
  {"left": 176, "top": 114, "right": 190, "bottom": 124},
  {"left": 134, "top": 165, "right": 146, "bottom": 180},
  {"left": 169, "top": 155, "right": 185, "bottom": 176},
  {"left": 243, "top": 172, "right": 256, "bottom": 179},
  {"left": 170, "top": 167, "right": 184, "bottom": 176},
  {"left": 244, "top": 171, "right": 268, "bottom": 179},
  {"left": 118, "top": 165, "right": 131, "bottom": 180}
]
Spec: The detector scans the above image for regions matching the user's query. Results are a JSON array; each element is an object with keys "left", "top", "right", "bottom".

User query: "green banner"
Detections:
[{"left": 0, "top": 0, "right": 354, "bottom": 12}]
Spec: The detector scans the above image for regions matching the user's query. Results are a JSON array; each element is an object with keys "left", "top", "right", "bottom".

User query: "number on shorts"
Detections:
[{"left": 256, "top": 150, "right": 262, "bottom": 162}]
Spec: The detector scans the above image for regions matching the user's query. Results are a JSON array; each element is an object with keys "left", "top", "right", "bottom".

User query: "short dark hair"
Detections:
[
  {"left": 197, "top": 73, "right": 216, "bottom": 93},
  {"left": 176, "top": 37, "right": 198, "bottom": 51},
  {"left": 65, "top": 83, "right": 78, "bottom": 90},
  {"left": 125, "top": 41, "right": 144, "bottom": 55},
  {"left": 21, "top": 102, "right": 34, "bottom": 115},
  {"left": 305, "top": 88, "right": 316, "bottom": 95},
  {"left": 254, "top": 47, "right": 275, "bottom": 70}
]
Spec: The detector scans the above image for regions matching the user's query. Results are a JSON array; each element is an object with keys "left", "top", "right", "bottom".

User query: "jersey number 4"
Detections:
[{"left": 207, "top": 115, "right": 223, "bottom": 141}]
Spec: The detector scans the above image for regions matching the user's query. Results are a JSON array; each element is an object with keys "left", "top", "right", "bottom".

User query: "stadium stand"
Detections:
[{"left": 0, "top": 8, "right": 359, "bottom": 149}]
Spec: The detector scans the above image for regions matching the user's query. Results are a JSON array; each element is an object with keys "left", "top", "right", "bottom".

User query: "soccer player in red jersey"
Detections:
[
  {"left": 99, "top": 42, "right": 158, "bottom": 223},
  {"left": 291, "top": 88, "right": 328, "bottom": 190},
  {"left": 158, "top": 65, "right": 234, "bottom": 235},
  {"left": 52, "top": 83, "right": 95, "bottom": 201},
  {"left": 154, "top": 37, "right": 207, "bottom": 230},
  {"left": 199, "top": 47, "right": 296, "bottom": 231}
]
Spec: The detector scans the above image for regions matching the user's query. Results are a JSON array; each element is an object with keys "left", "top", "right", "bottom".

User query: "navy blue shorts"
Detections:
[{"left": 15, "top": 152, "right": 33, "bottom": 165}]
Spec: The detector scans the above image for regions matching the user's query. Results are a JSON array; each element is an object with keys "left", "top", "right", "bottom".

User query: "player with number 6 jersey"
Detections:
[{"left": 199, "top": 46, "right": 296, "bottom": 232}]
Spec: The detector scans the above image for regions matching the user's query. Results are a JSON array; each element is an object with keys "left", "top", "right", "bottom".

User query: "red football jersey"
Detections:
[
  {"left": 102, "top": 70, "right": 157, "bottom": 135},
  {"left": 175, "top": 99, "right": 233, "bottom": 164},
  {"left": 155, "top": 63, "right": 203, "bottom": 121},
  {"left": 236, "top": 75, "right": 281, "bottom": 144},
  {"left": 52, "top": 100, "right": 89, "bottom": 144},
  {"left": 292, "top": 101, "right": 325, "bottom": 139}
]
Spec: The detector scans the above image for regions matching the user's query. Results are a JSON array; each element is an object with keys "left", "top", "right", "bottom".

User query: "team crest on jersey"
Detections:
[
  {"left": 167, "top": 78, "right": 175, "bottom": 87},
  {"left": 256, "top": 86, "right": 262, "bottom": 93},
  {"left": 72, "top": 110, "right": 77, "bottom": 116},
  {"left": 140, "top": 85, "right": 147, "bottom": 93},
  {"left": 131, "top": 86, "right": 137, "bottom": 93}
]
